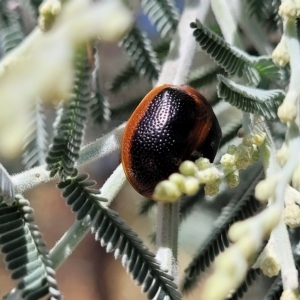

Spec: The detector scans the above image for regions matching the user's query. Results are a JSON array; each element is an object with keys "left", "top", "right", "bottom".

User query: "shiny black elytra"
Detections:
[{"left": 122, "top": 84, "right": 221, "bottom": 199}]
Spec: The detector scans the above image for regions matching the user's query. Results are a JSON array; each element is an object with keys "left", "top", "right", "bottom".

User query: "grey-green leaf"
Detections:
[
  {"left": 217, "top": 75, "right": 285, "bottom": 120},
  {"left": 191, "top": 20, "right": 260, "bottom": 85}
]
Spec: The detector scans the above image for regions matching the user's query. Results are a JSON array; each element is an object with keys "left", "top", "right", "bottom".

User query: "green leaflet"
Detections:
[
  {"left": 1, "top": 196, "right": 61, "bottom": 300},
  {"left": 110, "top": 39, "right": 170, "bottom": 93},
  {"left": 46, "top": 47, "right": 91, "bottom": 179},
  {"left": 90, "top": 50, "right": 111, "bottom": 125},
  {"left": 22, "top": 100, "right": 48, "bottom": 169},
  {"left": 191, "top": 20, "right": 259, "bottom": 85},
  {"left": 58, "top": 173, "right": 182, "bottom": 300},
  {"left": 191, "top": 20, "right": 282, "bottom": 88},
  {"left": 217, "top": 75, "right": 285, "bottom": 120},
  {"left": 141, "top": 0, "right": 179, "bottom": 38},
  {"left": 121, "top": 25, "right": 160, "bottom": 83}
]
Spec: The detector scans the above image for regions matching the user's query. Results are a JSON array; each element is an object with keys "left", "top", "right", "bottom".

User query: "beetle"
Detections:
[{"left": 121, "top": 84, "right": 221, "bottom": 199}]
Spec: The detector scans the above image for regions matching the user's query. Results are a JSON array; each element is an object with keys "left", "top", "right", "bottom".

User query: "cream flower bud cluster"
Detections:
[
  {"left": 279, "top": 0, "right": 300, "bottom": 19},
  {"left": 201, "top": 206, "right": 281, "bottom": 300},
  {"left": 153, "top": 158, "right": 223, "bottom": 202},
  {"left": 39, "top": 0, "right": 62, "bottom": 31},
  {"left": 153, "top": 132, "right": 265, "bottom": 202},
  {"left": 272, "top": 38, "right": 289, "bottom": 67},
  {"left": 284, "top": 203, "right": 300, "bottom": 228},
  {"left": 252, "top": 240, "right": 280, "bottom": 277}
]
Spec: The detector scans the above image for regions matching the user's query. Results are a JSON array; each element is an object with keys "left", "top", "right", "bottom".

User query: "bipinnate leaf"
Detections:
[
  {"left": 217, "top": 75, "right": 285, "bottom": 120},
  {"left": 58, "top": 173, "right": 182, "bottom": 300}
]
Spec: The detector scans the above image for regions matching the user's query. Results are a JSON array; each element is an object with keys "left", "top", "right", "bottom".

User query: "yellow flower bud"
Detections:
[
  {"left": 179, "top": 160, "right": 197, "bottom": 176},
  {"left": 277, "top": 143, "right": 289, "bottom": 166},
  {"left": 272, "top": 37, "right": 289, "bottom": 67},
  {"left": 252, "top": 131, "right": 266, "bottom": 146},
  {"left": 220, "top": 153, "right": 236, "bottom": 167},
  {"left": 153, "top": 180, "right": 181, "bottom": 202},
  {"left": 194, "top": 157, "right": 210, "bottom": 170},
  {"left": 278, "top": 102, "right": 297, "bottom": 123},
  {"left": 284, "top": 204, "right": 300, "bottom": 228}
]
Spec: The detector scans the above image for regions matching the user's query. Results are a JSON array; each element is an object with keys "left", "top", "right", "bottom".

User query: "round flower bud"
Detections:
[
  {"left": 242, "top": 136, "right": 253, "bottom": 147},
  {"left": 220, "top": 153, "right": 236, "bottom": 167},
  {"left": 153, "top": 180, "right": 181, "bottom": 202},
  {"left": 179, "top": 160, "right": 197, "bottom": 176},
  {"left": 197, "top": 167, "right": 221, "bottom": 184},
  {"left": 204, "top": 181, "right": 220, "bottom": 196},
  {"left": 284, "top": 204, "right": 300, "bottom": 228},
  {"left": 195, "top": 157, "right": 210, "bottom": 170},
  {"left": 277, "top": 143, "right": 289, "bottom": 166},
  {"left": 272, "top": 38, "right": 289, "bottom": 67},
  {"left": 255, "top": 178, "right": 277, "bottom": 202},
  {"left": 260, "top": 255, "right": 280, "bottom": 277},
  {"left": 226, "top": 171, "right": 240, "bottom": 188},
  {"left": 169, "top": 173, "right": 185, "bottom": 187},
  {"left": 181, "top": 177, "right": 199, "bottom": 195},
  {"left": 278, "top": 102, "right": 297, "bottom": 123},
  {"left": 227, "top": 145, "right": 237, "bottom": 155},
  {"left": 252, "top": 131, "right": 266, "bottom": 146}
]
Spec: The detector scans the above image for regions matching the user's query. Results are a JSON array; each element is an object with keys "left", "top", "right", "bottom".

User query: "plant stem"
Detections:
[
  {"left": 155, "top": 0, "right": 210, "bottom": 279},
  {"left": 45, "top": 165, "right": 127, "bottom": 269},
  {"left": 210, "top": 0, "right": 243, "bottom": 47},
  {"left": 50, "top": 215, "right": 92, "bottom": 269},
  {"left": 155, "top": 202, "right": 179, "bottom": 278},
  {"left": 12, "top": 123, "right": 125, "bottom": 193},
  {"left": 258, "top": 118, "right": 300, "bottom": 290},
  {"left": 157, "top": 0, "right": 210, "bottom": 86}
]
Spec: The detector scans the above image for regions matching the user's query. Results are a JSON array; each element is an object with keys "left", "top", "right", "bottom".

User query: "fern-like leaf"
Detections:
[
  {"left": 191, "top": 20, "right": 260, "bottom": 85},
  {"left": 58, "top": 173, "right": 182, "bottom": 300},
  {"left": 1, "top": 23, "right": 24, "bottom": 54},
  {"left": 246, "top": 0, "right": 270, "bottom": 21},
  {"left": 46, "top": 47, "right": 91, "bottom": 179},
  {"left": 264, "top": 276, "right": 282, "bottom": 300},
  {"left": 90, "top": 50, "right": 110, "bottom": 125},
  {"left": 90, "top": 88, "right": 110, "bottom": 125},
  {"left": 0, "top": 0, "right": 15, "bottom": 28},
  {"left": 181, "top": 169, "right": 264, "bottom": 293},
  {"left": 57, "top": 172, "right": 107, "bottom": 221},
  {"left": 191, "top": 20, "right": 282, "bottom": 88},
  {"left": 252, "top": 57, "right": 283, "bottom": 89},
  {"left": 22, "top": 100, "right": 48, "bottom": 169},
  {"left": 110, "top": 39, "right": 170, "bottom": 93},
  {"left": 0, "top": 1, "right": 24, "bottom": 55},
  {"left": 246, "top": 0, "right": 281, "bottom": 32},
  {"left": 0, "top": 164, "right": 14, "bottom": 205},
  {"left": 141, "top": 0, "right": 179, "bottom": 38},
  {"left": 1, "top": 195, "right": 61, "bottom": 300},
  {"left": 121, "top": 25, "right": 160, "bottom": 83},
  {"left": 217, "top": 75, "right": 285, "bottom": 120}
]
